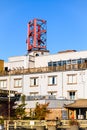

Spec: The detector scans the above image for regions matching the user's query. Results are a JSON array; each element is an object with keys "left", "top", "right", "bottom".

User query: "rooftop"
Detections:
[{"left": 65, "top": 99, "right": 87, "bottom": 108}]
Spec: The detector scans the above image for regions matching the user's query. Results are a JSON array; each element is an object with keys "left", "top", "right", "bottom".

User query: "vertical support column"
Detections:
[
  {"left": 14, "top": 121, "right": 17, "bottom": 129},
  {"left": 27, "top": 23, "right": 30, "bottom": 51},
  {"left": 74, "top": 110, "right": 76, "bottom": 119},
  {"left": 6, "top": 120, "right": 9, "bottom": 130},
  {"left": 34, "top": 19, "right": 36, "bottom": 48}
]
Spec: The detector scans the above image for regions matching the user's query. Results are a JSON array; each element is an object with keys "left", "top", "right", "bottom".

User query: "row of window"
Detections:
[
  {"left": 0, "top": 74, "right": 77, "bottom": 88},
  {"left": 26, "top": 91, "right": 76, "bottom": 100},
  {"left": 48, "top": 58, "right": 87, "bottom": 67},
  {"left": 30, "top": 74, "right": 77, "bottom": 86},
  {"left": 0, "top": 75, "right": 77, "bottom": 100},
  {"left": 0, "top": 78, "right": 22, "bottom": 88}
]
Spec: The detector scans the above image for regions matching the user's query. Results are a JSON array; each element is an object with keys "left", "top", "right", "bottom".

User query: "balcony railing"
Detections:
[
  {"left": 4, "top": 119, "right": 87, "bottom": 129},
  {"left": 0, "top": 62, "right": 87, "bottom": 76},
  {"left": 18, "top": 95, "right": 56, "bottom": 101}
]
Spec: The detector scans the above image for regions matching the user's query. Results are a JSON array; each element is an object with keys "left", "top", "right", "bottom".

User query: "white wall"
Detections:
[
  {"left": 0, "top": 69, "right": 86, "bottom": 99},
  {"left": 1, "top": 50, "right": 87, "bottom": 100},
  {"left": 35, "top": 50, "right": 87, "bottom": 67}
]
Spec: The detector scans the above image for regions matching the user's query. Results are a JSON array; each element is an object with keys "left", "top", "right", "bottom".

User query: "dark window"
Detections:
[
  {"left": 67, "top": 60, "right": 71, "bottom": 65},
  {"left": 58, "top": 61, "right": 62, "bottom": 66},
  {"left": 34, "top": 78, "right": 37, "bottom": 85},
  {"left": 48, "top": 62, "right": 52, "bottom": 66},
  {"left": 69, "top": 92, "right": 75, "bottom": 99},
  {"left": 52, "top": 77, "right": 55, "bottom": 84},
  {"left": 63, "top": 61, "right": 66, "bottom": 65},
  {"left": 5, "top": 67, "right": 8, "bottom": 72},
  {"left": 77, "top": 59, "right": 81, "bottom": 64},
  {"left": 53, "top": 62, "right": 57, "bottom": 66}
]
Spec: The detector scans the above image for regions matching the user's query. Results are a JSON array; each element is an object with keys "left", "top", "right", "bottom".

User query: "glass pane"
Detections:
[
  {"left": 52, "top": 77, "right": 55, "bottom": 84},
  {"left": 53, "top": 62, "right": 57, "bottom": 66},
  {"left": 66, "top": 60, "right": 71, "bottom": 64},
  {"left": 77, "top": 59, "right": 81, "bottom": 64},
  {"left": 63, "top": 61, "right": 66, "bottom": 65},
  {"left": 30, "top": 79, "right": 34, "bottom": 86},
  {"left": 48, "top": 62, "right": 52, "bottom": 66},
  {"left": 4, "top": 81, "right": 7, "bottom": 87},
  {"left": 19, "top": 79, "right": 22, "bottom": 86},
  {"left": 72, "top": 60, "right": 77, "bottom": 64},
  {"left": 1, "top": 81, "right": 3, "bottom": 88},
  {"left": 48, "top": 77, "right": 52, "bottom": 84},
  {"left": 73, "top": 75, "right": 77, "bottom": 83},
  {"left": 68, "top": 76, "right": 72, "bottom": 83},
  {"left": 58, "top": 61, "right": 61, "bottom": 66}
]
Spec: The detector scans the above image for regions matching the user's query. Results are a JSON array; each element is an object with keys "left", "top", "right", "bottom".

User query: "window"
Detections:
[
  {"left": 48, "top": 58, "right": 87, "bottom": 68},
  {"left": 14, "top": 78, "right": 22, "bottom": 88},
  {"left": 53, "top": 62, "right": 57, "bottom": 66},
  {"left": 30, "top": 77, "right": 38, "bottom": 86},
  {"left": 48, "top": 61, "right": 57, "bottom": 67},
  {"left": 68, "top": 91, "right": 76, "bottom": 100},
  {"left": 48, "top": 62, "right": 52, "bottom": 66},
  {"left": 67, "top": 74, "right": 77, "bottom": 84},
  {"left": 77, "top": 59, "right": 82, "bottom": 64},
  {"left": 48, "top": 91, "right": 57, "bottom": 96},
  {"left": 48, "top": 76, "right": 57, "bottom": 85},
  {"left": 0, "top": 80, "right": 7, "bottom": 88},
  {"left": 63, "top": 61, "right": 66, "bottom": 65},
  {"left": 71, "top": 59, "right": 77, "bottom": 64},
  {"left": 58, "top": 61, "right": 62, "bottom": 66},
  {"left": 66, "top": 60, "right": 71, "bottom": 65},
  {"left": 30, "top": 92, "right": 38, "bottom": 96},
  {"left": 47, "top": 91, "right": 56, "bottom": 99}
]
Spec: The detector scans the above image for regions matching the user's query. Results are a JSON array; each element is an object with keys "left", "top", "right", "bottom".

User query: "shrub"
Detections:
[{"left": 69, "top": 119, "right": 79, "bottom": 126}]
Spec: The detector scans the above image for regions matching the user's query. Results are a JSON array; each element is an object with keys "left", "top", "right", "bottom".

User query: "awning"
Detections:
[
  {"left": 0, "top": 89, "right": 21, "bottom": 102},
  {"left": 65, "top": 99, "right": 87, "bottom": 108},
  {"left": 0, "top": 89, "right": 17, "bottom": 94}
]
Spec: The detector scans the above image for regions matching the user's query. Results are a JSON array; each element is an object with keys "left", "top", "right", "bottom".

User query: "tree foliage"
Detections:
[
  {"left": 15, "top": 103, "right": 26, "bottom": 119},
  {"left": 14, "top": 95, "right": 26, "bottom": 119},
  {"left": 31, "top": 102, "right": 51, "bottom": 120}
]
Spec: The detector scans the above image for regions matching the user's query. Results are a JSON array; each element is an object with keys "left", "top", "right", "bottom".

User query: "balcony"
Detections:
[{"left": 0, "top": 62, "right": 87, "bottom": 76}]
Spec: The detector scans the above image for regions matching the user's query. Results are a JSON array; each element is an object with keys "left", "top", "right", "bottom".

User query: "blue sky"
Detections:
[{"left": 0, "top": 0, "right": 87, "bottom": 61}]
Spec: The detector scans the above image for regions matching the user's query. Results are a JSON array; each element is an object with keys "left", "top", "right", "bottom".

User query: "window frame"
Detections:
[
  {"left": 30, "top": 92, "right": 39, "bottom": 96},
  {"left": 0, "top": 80, "right": 7, "bottom": 88},
  {"left": 48, "top": 75, "right": 57, "bottom": 86},
  {"left": 67, "top": 74, "right": 77, "bottom": 85},
  {"left": 68, "top": 91, "right": 76, "bottom": 100},
  {"left": 48, "top": 91, "right": 57, "bottom": 96},
  {"left": 14, "top": 78, "right": 22, "bottom": 88},
  {"left": 30, "top": 77, "right": 39, "bottom": 87}
]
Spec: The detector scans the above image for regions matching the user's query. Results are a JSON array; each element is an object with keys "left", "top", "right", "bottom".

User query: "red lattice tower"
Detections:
[{"left": 26, "top": 18, "right": 47, "bottom": 52}]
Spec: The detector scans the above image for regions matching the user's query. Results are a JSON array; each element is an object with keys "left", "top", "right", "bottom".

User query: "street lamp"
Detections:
[{"left": 8, "top": 70, "right": 11, "bottom": 120}]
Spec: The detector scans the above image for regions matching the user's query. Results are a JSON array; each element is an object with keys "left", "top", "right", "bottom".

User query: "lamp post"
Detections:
[
  {"left": 80, "top": 71, "right": 85, "bottom": 98},
  {"left": 8, "top": 70, "right": 11, "bottom": 120},
  {"left": 22, "top": 66, "right": 24, "bottom": 94}
]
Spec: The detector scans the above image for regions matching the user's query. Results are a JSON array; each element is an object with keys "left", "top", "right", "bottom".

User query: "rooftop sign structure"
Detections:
[{"left": 26, "top": 18, "right": 47, "bottom": 52}]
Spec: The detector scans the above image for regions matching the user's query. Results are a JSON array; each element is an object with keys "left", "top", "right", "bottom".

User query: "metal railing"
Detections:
[
  {"left": 4, "top": 119, "right": 87, "bottom": 129},
  {"left": 0, "top": 62, "right": 87, "bottom": 76}
]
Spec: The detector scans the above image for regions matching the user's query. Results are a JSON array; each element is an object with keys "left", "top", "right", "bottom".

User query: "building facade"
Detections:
[
  {"left": 0, "top": 49, "right": 87, "bottom": 119},
  {"left": 0, "top": 49, "right": 87, "bottom": 100}
]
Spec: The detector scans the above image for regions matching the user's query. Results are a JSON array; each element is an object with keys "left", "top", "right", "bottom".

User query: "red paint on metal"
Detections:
[{"left": 26, "top": 18, "right": 47, "bottom": 52}]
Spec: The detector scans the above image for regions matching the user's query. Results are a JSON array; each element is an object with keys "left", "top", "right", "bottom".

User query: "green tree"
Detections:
[
  {"left": 31, "top": 102, "right": 51, "bottom": 120},
  {"left": 15, "top": 95, "right": 26, "bottom": 119},
  {"left": 15, "top": 103, "right": 26, "bottom": 119}
]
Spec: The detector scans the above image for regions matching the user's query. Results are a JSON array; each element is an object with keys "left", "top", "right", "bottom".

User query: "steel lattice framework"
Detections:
[{"left": 26, "top": 18, "right": 47, "bottom": 52}]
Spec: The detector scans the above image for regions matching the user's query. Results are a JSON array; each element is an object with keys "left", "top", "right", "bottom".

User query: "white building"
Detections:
[{"left": 0, "top": 49, "right": 87, "bottom": 101}]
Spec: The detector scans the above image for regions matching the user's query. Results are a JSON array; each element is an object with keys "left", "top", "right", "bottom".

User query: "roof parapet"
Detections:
[{"left": 58, "top": 50, "right": 77, "bottom": 54}]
